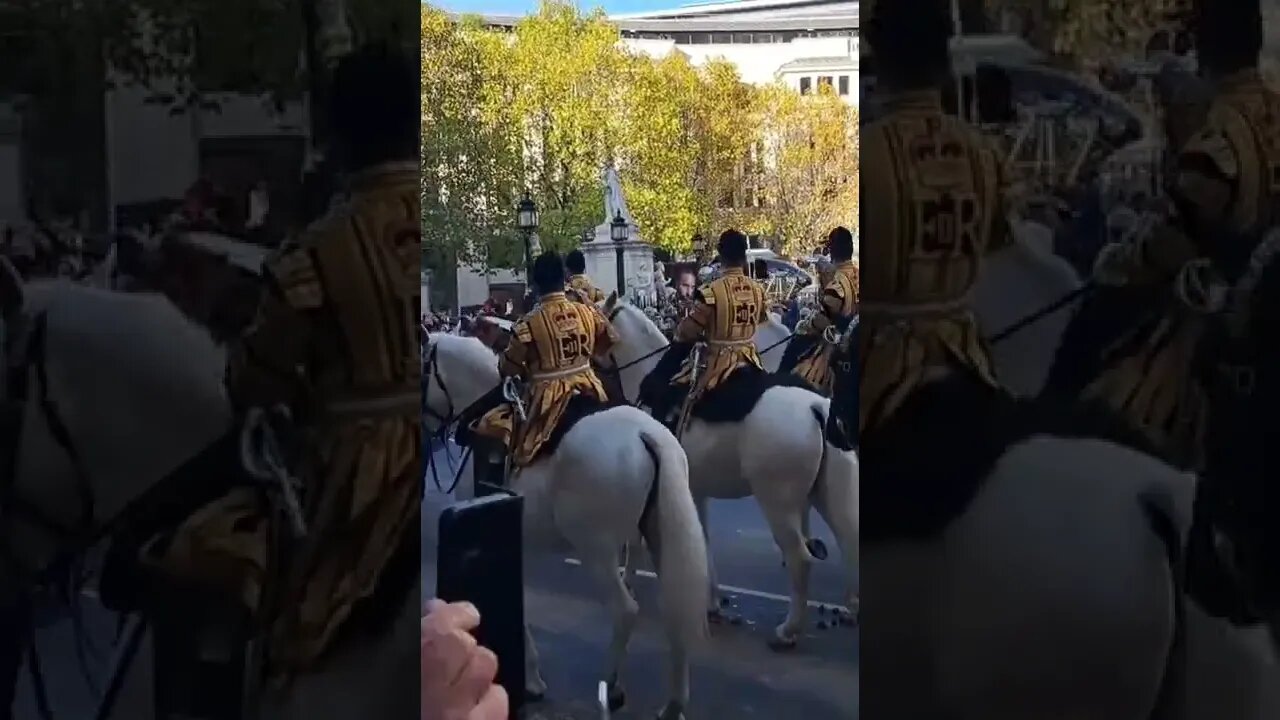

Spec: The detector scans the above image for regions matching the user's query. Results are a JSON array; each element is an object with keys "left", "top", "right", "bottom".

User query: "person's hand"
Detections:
[{"left": 421, "top": 600, "right": 508, "bottom": 720}]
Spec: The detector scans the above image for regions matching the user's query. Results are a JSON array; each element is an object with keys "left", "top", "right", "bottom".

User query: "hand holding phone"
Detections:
[{"left": 420, "top": 599, "right": 509, "bottom": 720}]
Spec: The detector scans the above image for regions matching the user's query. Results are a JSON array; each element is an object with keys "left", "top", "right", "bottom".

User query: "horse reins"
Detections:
[
  {"left": 2, "top": 312, "right": 97, "bottom": 574},
  {"left": 422, "top": 341, "right": 478, "bottom": 495}
]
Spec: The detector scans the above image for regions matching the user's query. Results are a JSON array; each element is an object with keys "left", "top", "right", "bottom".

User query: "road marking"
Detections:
[{"left": 561, "top": 557, "right": 851, "bottom": 614}]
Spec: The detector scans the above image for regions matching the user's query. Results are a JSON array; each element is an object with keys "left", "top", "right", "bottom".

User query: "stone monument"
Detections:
[{"left": 580, "top": 165, "right": 655, "bottom": 299}]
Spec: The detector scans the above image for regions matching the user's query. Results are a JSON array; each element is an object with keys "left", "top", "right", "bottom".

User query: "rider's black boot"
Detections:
[{"left": 151, "top": 583, "right": 251, "bottom": 720}]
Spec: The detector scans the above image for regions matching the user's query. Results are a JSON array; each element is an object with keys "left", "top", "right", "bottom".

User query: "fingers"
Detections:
[
  {"left": 422, "top": 603, "right": 482, "bottom": 691},
  {"left": 424, "top": 600, "right": 481, "bottom": 634},
  {"left": 468, "top": 683, "right": 509, "bottom": 720},
  {"left": 453, "top": 644, "right": 500, "bottom": 708}
]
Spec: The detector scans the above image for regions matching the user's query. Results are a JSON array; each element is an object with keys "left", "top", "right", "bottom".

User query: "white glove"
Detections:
[
  {"left": 1175, "top": 258, "right": 1228, "bottom": 313},
  {"left": 1092, "top": 242, "right": 1135, "bottom": 286}
]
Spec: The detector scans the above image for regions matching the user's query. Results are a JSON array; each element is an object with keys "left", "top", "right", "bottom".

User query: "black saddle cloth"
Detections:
[
  {"left": 639, "top": 343, "right": 813, "bottom": 426},
  {"left": 99, "top": 429, "right": 247, "bottom": 614},
  {"left": 453, "top": 383, "right": 619, "bottom": 465},
  {"left": 861, "top": 369, "right": 1160, "bottom": 545}
]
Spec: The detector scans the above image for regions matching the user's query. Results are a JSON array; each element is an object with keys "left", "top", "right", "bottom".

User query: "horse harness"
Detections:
[{"left": 1, "top": 309, "right": 96, "bottom": 579}]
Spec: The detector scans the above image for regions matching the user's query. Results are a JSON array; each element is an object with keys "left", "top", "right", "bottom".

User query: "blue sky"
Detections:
[{"left": 438, "top": 0, "right": 680, "bottom": 15}]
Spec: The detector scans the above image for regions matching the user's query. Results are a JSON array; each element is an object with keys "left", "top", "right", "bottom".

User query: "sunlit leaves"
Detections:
[{"left": 421, "top": 0, "right": 858, "bottom": 270}]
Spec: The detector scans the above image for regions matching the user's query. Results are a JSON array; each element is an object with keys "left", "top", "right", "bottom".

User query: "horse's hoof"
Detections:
[
  {"left": 656, "top": 703, "right": 686, "bottom": 720},
  {"left": 708, "top": 607, "right": 741, "bottom": 625},
  {"left": 607, "top": 684, "right": 627, "bottom": 711},
  {"left": 768, "top": 630, "right": 799, "bottom": 652},
  {"left": 806, "top": 538, "right": 829, "bottom": 561},
  {"left": 525, "top": 678, "right": 548, "bottom": 703}
]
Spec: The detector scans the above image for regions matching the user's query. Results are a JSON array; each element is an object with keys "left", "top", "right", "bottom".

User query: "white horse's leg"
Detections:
[
  {"left": 758, "top": 502, "right": 812, "bottom": 649},
  {"left": 694, "top": 496, "right": 723, "bottom": 616},
  {"left": 581, "top": 547, "right": 640, "bottom": 711},
  {"left": 523, "top": 622, "right": 548, "bottom": 699},
  {"left": 811, "top": 452, "right": 859, "bottom": 618}
]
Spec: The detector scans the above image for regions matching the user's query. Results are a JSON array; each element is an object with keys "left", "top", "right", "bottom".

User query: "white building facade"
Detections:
[{"left": 474, "top": 0, "right": 858, "bottom": 101}]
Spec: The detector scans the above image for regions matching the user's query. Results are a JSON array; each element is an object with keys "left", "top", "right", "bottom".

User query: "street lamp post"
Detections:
[
  {"left": 517, "top": 193, "right": 539, "bottom": 301},
  {"left": 610, "top": 211, "right": 628, "bottom": 300}
]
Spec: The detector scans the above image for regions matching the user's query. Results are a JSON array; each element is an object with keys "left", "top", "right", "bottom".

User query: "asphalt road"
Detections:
[
  {"left": 12, "top": 439, "right": 856, "bottom": 719},
  {"left": 424, "top": 439, "right": 858, "bottom": 720}
]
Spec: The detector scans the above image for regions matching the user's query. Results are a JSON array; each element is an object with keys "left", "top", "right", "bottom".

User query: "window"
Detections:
[
  {"left": 799, "top": 77, "right": 812, "bottom": 95},
  {"left": 838, "top": 75, "right": 850, "bottom": 96},
  {"left": 819, "top": 76, "right": 834, "bottom": 91},
  {"left": 733, "top": 33, "right": 753, "bottom": 44},
  {"left": 711, "top": 33, "right": 732, "bottom": 44}
]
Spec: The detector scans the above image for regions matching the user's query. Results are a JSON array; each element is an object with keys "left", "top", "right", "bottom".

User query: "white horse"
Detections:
[
  {"left": 423, "top": 333, "right": 708, "bottom": 720},
  {"left": 973, "top": 222, "right": 1085, "bottom": 398},
  {"left": 755, "top": 313, "right": 791, "bottom": 374},
  {"left": 0, "top": 267, "right": 421, "bottom": 720},
  {"left": 603, "top": 300, "right": 858, "bottom": 649},
  {"left": 860, "top": 420, "right": 1280, "bottom": 719}
]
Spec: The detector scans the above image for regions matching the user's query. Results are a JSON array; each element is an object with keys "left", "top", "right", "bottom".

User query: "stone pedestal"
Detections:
[{"left": 580, "top": 234, "right": 654, "bottom": 299}]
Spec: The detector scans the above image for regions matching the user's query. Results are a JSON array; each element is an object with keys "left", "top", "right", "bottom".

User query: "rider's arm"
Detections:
[
  {"left": 674, "top": 288, "right": 712, "bottom": 343},
  {"left": 1130, "top": 126, "right": 1238, "bottom": 280},
  {"left": 590, "top": 306, "right": 620, "bottom": 360},
  {"left": 809, "top": 285, "right": 844, "bottom": 332},
  {"left": 498, "top": 322, "right": 531, "bottom": 378},
  {"left": 225, "top": 250, "right": 315, "bottom": 412}
]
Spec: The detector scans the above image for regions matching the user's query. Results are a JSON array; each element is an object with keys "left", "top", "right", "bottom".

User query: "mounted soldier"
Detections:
[
  {"left": 1083, "top": 0, "right": 1278, "bottom": 469},
  {"left": 858, "top": 0, "right": 1009, "bottom": 438},
  {"left": 112, "top": 44, "right": 423, "bottom": 716},
  {"left": 780, "top": 226, "right": 858, "bottom": 394},
  {"left": 469, "top": 250, "right": 620, "bottom": 479},
  {"left": 643, "top": 229, "right": 770, "bottom": 434},
  {"left": 565, "top": 249, "right": 606, "bottom": 304}
]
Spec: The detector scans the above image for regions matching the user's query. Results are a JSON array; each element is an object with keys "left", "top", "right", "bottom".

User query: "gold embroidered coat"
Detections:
[
  {"left": 146, "top": 161, "right": 422, "bottom": 674},
  {"left": 671, "top": 266, "right": 769, "bottom": 395},
  {"left": 1086, "top": 70, "right": 1280, "bottom": 467},
  {"left": 472, "top": 292, "right": 618, "bottom": 467},
  {"left": 859, "top": 89, "right": 1008, "bottom": 434},
  {"left": 794, "top": 259, "right": 860, "bottom": 394},
  {"left": 567, "top": 273, "right": 606, "bottom": 304}
]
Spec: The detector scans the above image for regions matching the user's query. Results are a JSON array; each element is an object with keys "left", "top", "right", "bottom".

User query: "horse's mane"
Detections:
[
  {"left": 26, "top": 280, "right": 227, "bottom": 402},
  {"left": 428, "top": 332, "right": 498, "bottom": 364},
  {"left": 610, "top": 302, "right": 669, "bottom": 348}
]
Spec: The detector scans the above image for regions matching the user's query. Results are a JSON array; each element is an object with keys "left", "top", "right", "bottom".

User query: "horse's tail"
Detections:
[
  {"left": 1139, "top": 487, "right": 1186, "bottom": 720},
  {"left": 812, "top": 404, "right": 859, "bottom": 609},
  {"left": 638, "top": 428, "right": 710, "bottom": 648}
]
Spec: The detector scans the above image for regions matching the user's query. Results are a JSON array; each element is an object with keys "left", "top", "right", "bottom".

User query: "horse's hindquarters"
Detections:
[{"left": 872, "top": 437, "right": 1186, "bottom": 717}]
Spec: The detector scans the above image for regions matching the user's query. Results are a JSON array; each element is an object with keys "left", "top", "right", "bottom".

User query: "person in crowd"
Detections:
[
  {"left": 644, "top": 230, "right": 769, "bottom": 434},
  {"left": 565, "top": 249, "right": 606, "bottom": 304},
  {"left": 128, "top": 44, "right": 423, "bottom": 702},
  {"left": 468, "top": 251, "right": 619, "bottom": 478},
  {"left": 858, "top": 0, "right": 1009, "bottom": 437}
]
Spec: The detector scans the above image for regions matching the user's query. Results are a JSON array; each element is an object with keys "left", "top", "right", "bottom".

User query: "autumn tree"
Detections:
[
  {"left": 757, "top": 83, "right": 858, "bottom": 256},
  {"left": 422, "top": 0, "right": 856, "bottom": 267}
]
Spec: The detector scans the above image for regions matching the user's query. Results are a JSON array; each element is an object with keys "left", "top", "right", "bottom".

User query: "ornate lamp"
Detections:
[{"left": 610, "top": 211, "right": 628, "bottom": 299}]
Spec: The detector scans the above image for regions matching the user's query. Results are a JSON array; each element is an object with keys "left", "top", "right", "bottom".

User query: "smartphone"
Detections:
[{"left": 436, "top": 493, "right": 526, "bottom": 718}]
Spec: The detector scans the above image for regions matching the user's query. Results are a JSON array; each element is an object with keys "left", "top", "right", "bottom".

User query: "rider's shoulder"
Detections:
[{"left": 264, "top": 245, "right": 323, "bottom": 309}]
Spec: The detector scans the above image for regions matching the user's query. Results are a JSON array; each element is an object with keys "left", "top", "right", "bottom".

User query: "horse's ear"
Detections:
[
  {"left": 604, "top": 290, "right": 618, "bottom": 312},
  {"left": 0, "top": 256, "right": 23, "bottom": 316}
]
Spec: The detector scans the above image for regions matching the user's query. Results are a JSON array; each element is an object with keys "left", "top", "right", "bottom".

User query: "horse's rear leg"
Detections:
[
  {"left": 693, "top": 497, "right": 724, "bottom": 616},
  {"left": 811, "top": 461, "right": 859, "bottom": 619},
  {"left": 582, "top": 549, "right": 640, "bottom": 711},
  {"left": 758, "top": 503, "right": 813, "bottom": 650},
  {"left": 523, "top": 622, "right": 548, "bottom": 700}
]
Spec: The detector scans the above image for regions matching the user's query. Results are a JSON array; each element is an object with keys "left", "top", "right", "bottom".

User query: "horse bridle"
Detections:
[
  {"left": 422, "top": 341, "right": 458, "bottom": 429},
  {"left": 1, "top": 308, "right": 96, "bottom": 579}
]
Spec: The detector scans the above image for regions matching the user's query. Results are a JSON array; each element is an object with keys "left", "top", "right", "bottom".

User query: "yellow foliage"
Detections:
[{"left": 422, "top": 1, "right": 858, "bottom": 264}]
